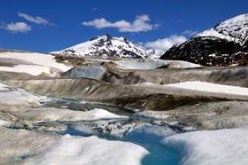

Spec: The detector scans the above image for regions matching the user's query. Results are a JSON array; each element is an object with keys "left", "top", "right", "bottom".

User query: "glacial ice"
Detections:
[
  {"left": 23, "top": 134, "right": 148, "bottom": 165},
  {"left": 64, "top": 66, "right": 106, "bottom": 79},
  {"left": 162, "top": 127, "right": 248, "bottom": 165},
  {"left": 0, "top": 83, "right": 42, "bottom": 108},
  {"left": 13, "top": 108, "right": 128, "bottom": 124}
]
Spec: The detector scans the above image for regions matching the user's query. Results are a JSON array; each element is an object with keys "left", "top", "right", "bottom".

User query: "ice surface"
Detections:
[
  {"left": 85, "top": 108, "right": 128, "bottom": 120},
  {"left": 115, "top": 59, "right": 200, "bottom": 70},
  {"left": 0, "top": 83, "right": 11, "bottom": 91},
  {"left": 0, "top": 127, "right": 59, "bottom": 165},
  {"left": 64, "top": 65, "right": 106, "bottom": 79},
  {"left": 162, "top": 127, "right": 248, "bottom": 165},
  {"left": 0, "top": 52, "right": 71, "bottom": 76},
  {"left": 69, "top": 119, "right": 136, "bottom": 138},
  {"left": 23, "top": 134, "right": 148, "bottom": 165},
  {"left": 0, "top": 83, "right": 41, "bottom": 107},
  {"left": 166, "top": 81, "right": 248, "bottom": 96}
]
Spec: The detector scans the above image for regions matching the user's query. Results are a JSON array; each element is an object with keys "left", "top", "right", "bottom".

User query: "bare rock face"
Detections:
[{"left": 161, "top": 14, "right": 248, "bottom": 66}]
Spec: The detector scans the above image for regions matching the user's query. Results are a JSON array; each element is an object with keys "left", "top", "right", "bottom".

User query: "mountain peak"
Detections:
[
  {"left": 197, "top": 13, "right": 248, "bottom": 45},
  {"left": 91, "top": 34, "right": 112, "bottom": 40},
  {"left": 52, "top": 35, "right": 148, "bottom": 58}
]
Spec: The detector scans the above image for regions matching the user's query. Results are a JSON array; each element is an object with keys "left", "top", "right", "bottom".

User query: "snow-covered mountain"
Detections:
[
  {"left": 161, "top": 14, "right": 248, "bottom": 66},
  {"left": 197, "top": 14, "right": 248, "bottom": 45},
  {"left": 52, "top": 35, "right": 148, "bottom": 58}
]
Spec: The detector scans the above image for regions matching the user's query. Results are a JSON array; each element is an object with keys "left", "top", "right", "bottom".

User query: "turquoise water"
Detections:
[
  {"left": 142, "top": 144, "right": 179, "bottom": 165},
  {"left": 125, "top": 129, "right": 180, "bottom": 165},
  {"left": 60, "top": 124, "right": 180, "bottom": 165}
]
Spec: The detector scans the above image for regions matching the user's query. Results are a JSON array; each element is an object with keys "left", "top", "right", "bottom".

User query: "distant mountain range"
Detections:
[
  {"left": 52, "top": 14, "right": 248, "bottom": 66},
  {"left": 160, "top": 14, "right": 248, "bottom": 66}
]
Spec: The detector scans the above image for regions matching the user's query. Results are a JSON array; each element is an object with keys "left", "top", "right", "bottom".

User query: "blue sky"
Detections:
[{"left": 0, "top": 0, "right": 247, "bottom": 52}]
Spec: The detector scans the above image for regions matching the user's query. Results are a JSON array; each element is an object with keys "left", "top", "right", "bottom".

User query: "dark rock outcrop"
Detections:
[
  {"left": 161, "top": 37, "right": 242, "bottom": 66},
  {"left": 160, "top": 14, "right": 248, "bottom": 66}
]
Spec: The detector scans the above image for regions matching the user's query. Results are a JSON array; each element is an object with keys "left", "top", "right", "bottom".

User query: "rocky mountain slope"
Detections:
[
  {"left": 160, "top": 14, "right": 248, "bottom": 66},
  {"left": 52, "top": 34, "right": 148, "bottom": 58}
]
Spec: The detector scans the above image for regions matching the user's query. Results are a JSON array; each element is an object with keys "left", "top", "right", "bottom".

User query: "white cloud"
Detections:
[
  {"left": 145, "top": 35, "right": 187, "bottom": 53},
  {"left": 18, "top": 12, "right": 49, "bottom": 25},
  {"left": 3, "top": 22, "right": 32, "bottom": 33},
  {"left": 82, "top": 15, "right": 158, "bottom": 33}
]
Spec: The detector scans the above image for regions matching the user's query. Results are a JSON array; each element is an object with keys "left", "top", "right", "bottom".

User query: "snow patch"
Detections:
[
  {"left": 0, "top": 65, "right": 51, "bottom": 76},
  {"left": 166, "top": 81, "right": 248, "bottom": 96},
  {"left": 162, "top": 127, "right": 248, "bottom": 165},
  {"left": 85, "top": 108, "right": 128, "bottom": 120},
  {"left": 0, "top": 52, "right": 71, "bottom": 76},
  {"left": 23, "top": 135, "right": 148, "bottom": 165},
  {"left": 0, "top": 120, "right": 12, "bottom": 127}
]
